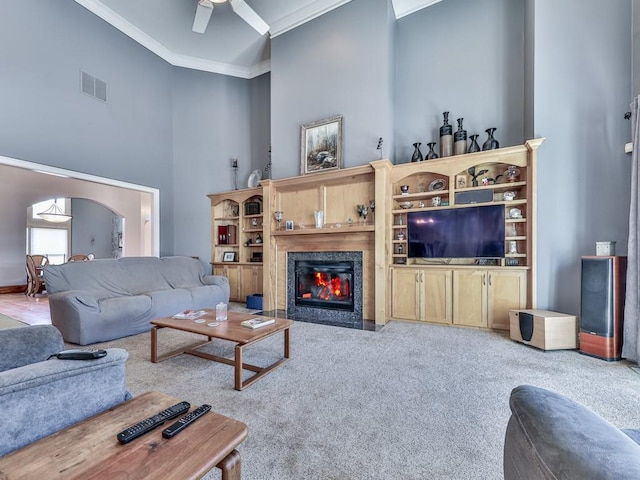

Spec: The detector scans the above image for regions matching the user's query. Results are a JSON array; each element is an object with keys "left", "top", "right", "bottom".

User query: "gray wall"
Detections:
[
  {"left": 395, "top": 0, "right": 525, "bottom": 162},
  {"left": 531, "top": 0, "right": 632, "bottom": 315},
  {"left": 635, "top": 0, "right": 640, "bottom": 97},
  {"left": 70, "top": 198, "right": 116, "bottom": 259},
  {"left": 1, "top": 0, "right": 635, "bottom": 317},
  {"left": 170, "top": 67, "right": 265, "bottom": 264},
  {"left": 0, "top": 0, "right": 175, "bottom": 255},
  {"left": 270, "top": 0, "right": 395, "bottom": 178}
]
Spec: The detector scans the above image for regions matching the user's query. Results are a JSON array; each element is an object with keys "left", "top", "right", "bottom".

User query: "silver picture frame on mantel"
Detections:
[{"left": 300, "top": 115, "right": 343, "bottom": 175}]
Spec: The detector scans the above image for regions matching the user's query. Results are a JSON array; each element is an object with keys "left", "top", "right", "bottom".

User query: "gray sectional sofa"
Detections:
[
  {"left": 504, "top": 385, "right": 640, "bottom": 479},
  {"left": 44, "top": 256, "right": 230, "bottom": 345},
  {"left": 0, "top": 325, "right": 130, "bottom": 456}
]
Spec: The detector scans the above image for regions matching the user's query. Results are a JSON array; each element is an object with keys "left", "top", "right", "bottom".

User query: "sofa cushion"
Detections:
[
  {"left": 160, "top": 256, "right": 207, "bottom": 288},
  {"left": 146, "top": 288, "right": 192, "bottom": 317},
  {"left": 44, "top": 259, "right": 132, "bottom": 299},
  {"left": 504, "top": 385, "right": 640, "bottom": 479}
]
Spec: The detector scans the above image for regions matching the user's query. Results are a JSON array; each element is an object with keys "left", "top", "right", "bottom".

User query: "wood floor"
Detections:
[{"left": 0, "top": 293, "right": 51, "bottom": 325}]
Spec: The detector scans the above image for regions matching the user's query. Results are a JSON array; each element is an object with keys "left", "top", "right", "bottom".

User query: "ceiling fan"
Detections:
[{"left": 192, "top": 0, "right": 269, "bottom": 36}]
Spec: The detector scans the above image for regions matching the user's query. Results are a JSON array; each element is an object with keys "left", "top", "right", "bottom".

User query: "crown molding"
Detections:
[
  {"left": 392, "top": 0, "right": 443, "bottom": 19},
  {"left": 74, "top": 0, "right": 266, "bottom": 78},
  {"left": 74, "top": 0, "right": 442, "bottom": 76},
  {"left": 269, "top": 0, "right": 353, "bottom": 38}
]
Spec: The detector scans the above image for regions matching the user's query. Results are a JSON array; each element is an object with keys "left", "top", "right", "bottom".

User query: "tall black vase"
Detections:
[
  {"left": 482, "top": 128, "right": 499, "bottom": 151},
  {"left": 439, "top": 112, "right": 453, "bottom": 157},
  {"left": 454, "top": 118, "right": 467, "bottom": 155},
  {"left": 411, "top": 142, "right": 423, "bottom": 162}
]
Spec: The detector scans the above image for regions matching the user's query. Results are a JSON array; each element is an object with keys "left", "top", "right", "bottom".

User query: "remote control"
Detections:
[
  {"left": 117, "top": 401, "right": 191, "bottom": 444},
  {"left": 162, "top": 404, "right": 212, "bottom": 439},
  {"left": 50, "top": 349, "right": 107, "bottom": 360}
]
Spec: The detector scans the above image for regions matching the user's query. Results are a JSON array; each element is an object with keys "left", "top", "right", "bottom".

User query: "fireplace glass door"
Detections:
[{"left": 295, "top": 260, "right": 354, "bottom": 312}]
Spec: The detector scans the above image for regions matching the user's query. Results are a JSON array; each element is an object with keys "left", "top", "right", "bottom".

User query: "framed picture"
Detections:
[
  {"left": 222, "top": 251, "right": 236, "bottom": 262},
  {"left": 455, "top": 175, "right": 468, "bottom": 189},
  {"left": 285, "top": 220, "right": 294, "bottom": 231},
  {"left": 300, "top": 115, "right": 343, "bottom": 175}
]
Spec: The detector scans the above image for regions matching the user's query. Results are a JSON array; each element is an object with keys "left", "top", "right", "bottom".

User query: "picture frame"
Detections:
[
  {"left": 285, "top": 220, "right": 294, "bottom": 231},
  {"left": 455, "top": 175, "right": 468, "bottom": 189},
  {"left": 300, "top": 115, "right": 343, "bottom": 175},
  {"left": 222, "top": 251, "right": 236, "bottom": 262}
]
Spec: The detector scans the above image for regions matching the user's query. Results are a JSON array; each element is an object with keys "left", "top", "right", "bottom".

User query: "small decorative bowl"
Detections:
[
  {"left": 399, "top": 201, "right": 413, "bottom": 209},
  {"left": 400, "top": 185, "right": 410, "bottom": 195},
  {"left": 503, "top": 191, "right": 516, "bottom": 201}
]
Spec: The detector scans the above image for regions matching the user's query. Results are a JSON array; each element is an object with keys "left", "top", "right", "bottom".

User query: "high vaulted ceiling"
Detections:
[{"left": 74, "top": 0, "right": 443, "bottom": 79}]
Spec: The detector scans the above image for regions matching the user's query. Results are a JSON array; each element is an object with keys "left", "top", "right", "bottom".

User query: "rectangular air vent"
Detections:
[{"left": 80, "top": 71, "right": 107, "bottom": 103}]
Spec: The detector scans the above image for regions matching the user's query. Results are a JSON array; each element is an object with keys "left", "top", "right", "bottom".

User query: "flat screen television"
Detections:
[{"left": 407, "top": 205, "right": 505, "bottom": 258}]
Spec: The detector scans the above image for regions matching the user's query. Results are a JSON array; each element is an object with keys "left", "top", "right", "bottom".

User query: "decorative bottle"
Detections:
[
  {"left": 439, "top": 112, "right": 453, "bottom": 157},
  {"left": 411, "top": 142, "right": 423, "bottom": 162},
  {"left": 425, "top": 142, "right": 439, "bottom": 160},
  {"left": 468, "top": 134, "right": 481, "bottom": 153},
  {"left": 482, "top": 127, "right": 500, "bottom": 151},
  {"left": 454, "top": 118, "right": 467, "bottom": 155}
]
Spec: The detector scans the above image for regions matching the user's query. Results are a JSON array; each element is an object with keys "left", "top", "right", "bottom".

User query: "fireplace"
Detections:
[
  {"left": 287, "top": 251, "right": 363, "bottom": 324},
  {"left": 295, "top": 260, "right": 354, "bottom": 311}
]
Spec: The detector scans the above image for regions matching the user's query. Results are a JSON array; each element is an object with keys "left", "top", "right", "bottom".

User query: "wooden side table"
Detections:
[{"left": 0, "top": 391, "right": 248, "bottom": 480}]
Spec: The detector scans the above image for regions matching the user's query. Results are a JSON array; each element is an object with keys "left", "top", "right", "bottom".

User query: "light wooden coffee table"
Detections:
[
  {"left": 151, "top": 310, "right": 293, "bottom": 391},
  {"left": 0, "top": 391, "right": 248, "bottom": 480}
]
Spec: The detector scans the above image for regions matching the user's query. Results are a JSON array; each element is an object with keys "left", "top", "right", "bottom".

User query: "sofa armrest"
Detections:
[
  {"left": 202, "top": 274, "right": 229, "bottom": 288},
  {"left": 48, "top": 290, "right": 102, "bottom": 345},
  {"left": 0, "top": 325, "right": 64, "bottom": 372},
  {"left": 504, "top": 385, "right": 640, "bottom": 480},
  {"left": 0, "top": 348, "right": 131, "bottom": 456}
]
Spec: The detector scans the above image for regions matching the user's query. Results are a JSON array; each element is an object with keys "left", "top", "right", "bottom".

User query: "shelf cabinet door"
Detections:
[
  {"left": 453, "top": 271, "right": 488, "bottom": 328},
  {"left": 423, "top": 270, "right": 452, "bottom": 324},
  {"left": 487, "top": 270, "right": 527, "bottom": 330},
  {"left": 240, "top": 265, "right": 263, "bottom": 300},
  {"left": 391, "top": 268, "right": 421, "bottom": 321},
  {"left": 214, "top": 265, "right": 241, "bottom": 302}
]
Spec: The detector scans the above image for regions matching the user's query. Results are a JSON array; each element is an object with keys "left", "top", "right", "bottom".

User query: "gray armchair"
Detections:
[
  {"left": 504, "top": 385, "right": 640, "bottom": 479},
  {"left": 0, "top": 325, "right": 131, "bottom": 456}
]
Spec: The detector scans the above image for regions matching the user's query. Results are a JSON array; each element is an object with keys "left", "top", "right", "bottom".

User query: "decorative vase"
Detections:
[
  {"left": 482, "top": 127, "right": 499, "bottom": 151},
  {"left": 468, "top": 134, "right": 481, "bottom": 153},
  {"left": 411, "top": 142, "right": 423, "bottom": 162},
  {"left": 425, "top": 142, "right": 439, "bottom": 160},
  {"left": 439, "top": 112, "right": 453, "bottom": 157},
  {"left": 314, "top": 210, "right": 324, "bottom": 229},
  {"left": 454, "top": 118, "right": 467, "bottom": 155}
]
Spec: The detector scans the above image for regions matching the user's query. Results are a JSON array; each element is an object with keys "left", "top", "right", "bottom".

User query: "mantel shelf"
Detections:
[{"left": 271, "top": 225, "right": 375, "bottom": 236}]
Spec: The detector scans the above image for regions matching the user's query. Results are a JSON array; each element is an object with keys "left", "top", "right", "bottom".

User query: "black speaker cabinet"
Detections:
[
  {"left": 580, "top": 256, "right": 627, "bottom": 361},
  {"left": 454, "top": 189, "right": 494, "bottom": 204}
]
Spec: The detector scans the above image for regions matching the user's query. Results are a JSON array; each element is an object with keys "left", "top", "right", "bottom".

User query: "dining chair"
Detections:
[
  {"left": 68, "top": 254, "right": 90, "bottom": 262},
  {"left": 25, "top": 255, "right": 48, "bottom": 296}
]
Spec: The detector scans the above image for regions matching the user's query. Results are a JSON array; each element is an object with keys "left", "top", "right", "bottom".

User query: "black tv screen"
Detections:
[{"left": 407, "top": 205, "right": 505, "bottom": 258}]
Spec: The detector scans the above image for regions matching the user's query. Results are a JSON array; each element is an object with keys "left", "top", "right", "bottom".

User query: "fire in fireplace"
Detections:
[{"left": 295, "top": 260, "right": 354, "bottom": 311}]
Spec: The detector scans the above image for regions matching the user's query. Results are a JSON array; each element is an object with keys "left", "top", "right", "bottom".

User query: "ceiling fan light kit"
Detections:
[{"left": 192, "top": 0, "right": 269, "bottom": 36}]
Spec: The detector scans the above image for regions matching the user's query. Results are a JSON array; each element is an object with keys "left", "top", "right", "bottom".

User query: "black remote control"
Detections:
[
  {"left": 117, "top": 401, "right": 191, "bottom": 444},
  {"left": 162, "top": 404, "right": 212, "bottom": 439},
  {"left": 50, "top": 349, "right": 107, "bottom": 360}
]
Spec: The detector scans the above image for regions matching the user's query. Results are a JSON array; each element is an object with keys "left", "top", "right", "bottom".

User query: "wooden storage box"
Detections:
[{"left": 509, "top": 309, "right": 577, "bottom": 351}]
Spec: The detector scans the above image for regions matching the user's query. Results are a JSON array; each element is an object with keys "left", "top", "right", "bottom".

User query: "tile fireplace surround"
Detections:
[{"left": 268, "top": 228, "right": 376, "bottom": 328}]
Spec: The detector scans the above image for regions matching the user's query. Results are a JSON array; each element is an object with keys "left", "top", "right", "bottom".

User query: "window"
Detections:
[
  {"left": 28, "top": 227, "right": 68, "bottom": 264},
  {"left": 27, "top": 198, "right": 70, "bottom": 264}
]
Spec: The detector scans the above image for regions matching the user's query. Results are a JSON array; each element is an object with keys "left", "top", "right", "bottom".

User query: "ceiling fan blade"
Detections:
[
  {"left": 192, "top": 0, "right": 214, "bottom": 34},
  {"left": 229, "top": 0, "right": 269, "bottom": 36}
]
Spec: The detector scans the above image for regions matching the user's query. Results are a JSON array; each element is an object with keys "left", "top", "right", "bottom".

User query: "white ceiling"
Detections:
[{"left": 74, "top": 0, "right": 443, "bottom": 79}]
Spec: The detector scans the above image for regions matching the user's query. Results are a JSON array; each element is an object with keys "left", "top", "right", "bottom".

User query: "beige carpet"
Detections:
[
  {"left": 83, "top": 319, "right": 640, "bottom": 480},
  {"left": 0, "top": 313, "right": 28, "bottom": 329}
]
